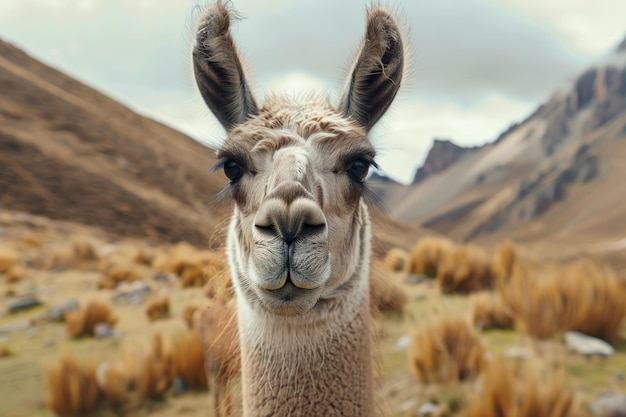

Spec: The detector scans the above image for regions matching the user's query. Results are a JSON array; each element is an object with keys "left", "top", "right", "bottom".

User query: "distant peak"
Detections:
[{"left": 618, "top": 33, "right": 626, "bottom": 53}]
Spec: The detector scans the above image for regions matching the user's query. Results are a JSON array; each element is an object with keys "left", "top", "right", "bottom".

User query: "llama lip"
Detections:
[{"left": 257, "top": 279, "right": 323, "bottom": 316}]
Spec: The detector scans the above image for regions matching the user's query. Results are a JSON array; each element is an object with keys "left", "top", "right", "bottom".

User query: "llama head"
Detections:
[{"left": 193, "top": 2, "right": 404, "bottom": 319}]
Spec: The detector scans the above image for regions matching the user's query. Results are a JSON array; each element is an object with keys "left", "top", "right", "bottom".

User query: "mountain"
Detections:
[
  {"left": 374, "top": 36, "right": 626, "bottom": 246},
  {"left": 0, "top": 39, "right": 426, "bottom": 251},
  {"left": 0, "top": 39, "right": 228, "bottom": 246},
  {"left": 411, "top": 139, "right": 481, "bottom": 185}
]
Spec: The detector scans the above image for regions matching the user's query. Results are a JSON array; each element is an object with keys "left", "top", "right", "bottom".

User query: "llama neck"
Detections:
[{"left": 238, "top": 298, "right": 373, "bottom": 417}]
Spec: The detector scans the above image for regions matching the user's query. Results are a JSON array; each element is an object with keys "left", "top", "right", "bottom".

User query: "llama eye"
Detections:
[
  {"left": 349, "top": 160, "right": 370, "bottom": 182},
  {"left": 223, "top": 160, "right": 243, "bottom": 182}
]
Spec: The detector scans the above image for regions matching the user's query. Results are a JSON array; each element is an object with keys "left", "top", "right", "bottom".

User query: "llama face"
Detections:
[
  {"left": 192, "top": 2, "right": 404, "bottom": 318},
  {"left": 217, "top": 99, "right": 375, "bottom": 316}
]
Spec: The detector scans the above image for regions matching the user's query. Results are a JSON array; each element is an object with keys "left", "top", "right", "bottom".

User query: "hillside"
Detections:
[
  {"left": 0, "top": 40, "right": 228, "bottom": 246},
  {"left": 376, "top": 36, "right": 626, "bottom": 246}
]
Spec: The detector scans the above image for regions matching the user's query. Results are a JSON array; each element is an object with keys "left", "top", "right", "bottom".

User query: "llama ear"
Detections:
[
  {"left": 338, "top": 8, "right": 404, "bottom": 131},
  {"left": 192, "top": 2, "right": 258, "bottom": 130}
]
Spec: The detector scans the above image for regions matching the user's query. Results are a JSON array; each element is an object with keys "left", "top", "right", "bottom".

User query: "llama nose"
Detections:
[{"left": 254, "top": 198, "right": 326, "bottom": 244}]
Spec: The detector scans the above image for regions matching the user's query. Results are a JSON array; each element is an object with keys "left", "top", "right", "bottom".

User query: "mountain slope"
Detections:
[
  {"left": 375, "top": 36, "right": 626, "bottom": 245},
  {"left": 0, "top": 40, "right": 227, "bottom": 246}
]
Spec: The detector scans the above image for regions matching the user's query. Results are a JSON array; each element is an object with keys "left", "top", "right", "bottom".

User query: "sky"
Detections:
[{"left": 1, "top": 0, "right": 625, "bottom": 184}]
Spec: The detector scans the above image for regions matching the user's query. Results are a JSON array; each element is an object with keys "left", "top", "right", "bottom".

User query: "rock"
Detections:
[
  {"left": 394, "top": 334, "right": 411, "bottom": 351},
  {"left": 505, "top": 347, "right": 532, "bottom": 359},
  {"left": 404, "top": 274, "right": 426, "bottom": 285},
  {"left": 589, "top": 392, "right": 626, "bottom": 417},
  {"left": 93, "top": 323, "right": 115, "bottom": 339},
  {"left": 112, "top": 280, "right": 150, "bottom": 304},
  {"left": 565, "top": 331, "right": 614, "bottom": 357},
  {"left": 43, "top": 338, "right": 55, "bottom": 347},
  {"left": 47, "top": 298, "right": 80, "bottom": 322},
  {"left": 0, "top": 320, "right": 32, "bottom": 335},
  {"left": 417, "top": 402, "right": 440, "bottom": 416},
  {"left": 153, "top": 272, "right": 178, "bottom": 283},
  {"left": 173, "top": 375, "right": 187, "bottom": 396},
  {"left": 7, "top": 297, "right": 43, "bottom": 314}
]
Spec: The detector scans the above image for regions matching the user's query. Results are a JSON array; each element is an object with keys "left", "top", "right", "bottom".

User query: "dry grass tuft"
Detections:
[
  {"left": 45, "top": 353, "right": 102, "bottom": 416},
  {"left": 97, "top": 263, "right": 145, "bottom": 289},
  {"left": 409, "top": 316, "right": 486, "bottom": 383},
  {"left": 171, "top": 330, "right": 208, "bottom": 391},
  {"left": 152, "top": 243, "right": 227, "bottom": 288},
  {"left": 517, "top": 259, "right": 626, "bottom": 341},
  {"left": 138, "top": 333, "right": 175, "bottom": 399},
  {"left": 369, "top": 261, "right": 408, "bottom": 314},
  {"left": 0, "top": 247, "right": 19, "bottom": 273},
  {"left": 470, "top": 292, "right": 515, "bottom": 330},
  {"left": 183, "top": 305, "right": 200, "bottom": 328},
  {"left": 6, "top": 264, "right": 29, "bottom": 283},
  {"left": 133, "top": 249, "right": 153, "bottom": 266},
  {"left": 72, "top": 240, "right": 99, "bottom": 262},
  {"left": 145, "top": 296, "right": 170, "bottom": 321},
  {"left": 408, "top": 237, "right": 454, "bottom": 277},
  {"left": 4, "top": 286, "right": 17, "bottom": 297},
  {"left": 437, "top": 245, "right": 495, "bottom": 294},
  {"left": 465, "top": 357, "right": 577, "bottom": 417},
  {"left": 492, "top": 240, "right": 518, "bottom": 281},
  {"left": 65, "top": 300, "right": 117, "bottom": 339},
  {"left": 384, "top": 248, "right": 410, "bottom": 272},
  {"left": 96, "top": 362, "right": 130, "bottom": 405}
]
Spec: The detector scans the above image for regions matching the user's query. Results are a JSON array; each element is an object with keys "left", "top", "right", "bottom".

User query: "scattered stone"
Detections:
[
  {"left": 94, "top": 323, "right": 115, "bottom": 339},
  {"left": 505, "top": 347, "right": 532, "bottom": 359},
  {"left": 47, "top": 298, "right": 80, "bottom": 322},
  {"left": 565, "top": 331, "right": 614, "bottom": 357},
  {"left": 7, "top": 297, "right": 43, "bottom": 314},
  {"left": 173, "top": 375, "right": 187, "bottom": 396},
  {"left": 589, "top": 392, "right": 626, "bottom": 417},
  {"left": 404, "top": 274, "right": 426, "bottom": 285},
  {"left": 43, "top": 338, "right": 55, "bottom": 347},
  {"left": 152, "top": 272, "right": 178, "bottom": 283},
  {"left": 394, "top": 334, "right": 411, "bottom": 351},
  {"left": 112, "top": 281, "right": 150, "bottom": 305},
  {"left": 417, "top": 402, "right": 440, "bottom": 416},
  {"left": 614, "top": 371, "right": 625, "bottom": 382},
  {"left": 0, "top": 320, "right": 32, "bottom": 335}
]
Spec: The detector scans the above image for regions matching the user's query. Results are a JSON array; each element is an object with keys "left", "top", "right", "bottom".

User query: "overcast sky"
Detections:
[{"left": 1, "top": 0, "right": 625, "bottom": 184}]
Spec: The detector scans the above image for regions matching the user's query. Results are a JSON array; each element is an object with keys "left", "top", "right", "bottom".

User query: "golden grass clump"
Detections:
[
  {"left": 72, "top": 240, "right": 99, "bottom": 262},
  {"left": 6, "top": 264, "right": 29, "bottom": 283},
  {"left": 518, "top": 259, "right": 626, "bottom": 341},
  {"left": 138, "top": 333, "right": 175, "bottom": 399},
  {"left": 96, "top": 362, "right": 130, "bottom": 405},
  {"left": 65, "top": 300, "right": 117, "bottom": 339},
  {"left": 465, "top": 357, "right": 577, "bottom": 417},
  {"left": 470, "top": 292, "right": 515, "bottom": 330},
  {"left": 409, "top": 316, "right": 486, "bottom": 383},
  {"left": 97, "top": 263, "right": 145, "bottom": 289},
  {"left": 408, "top": 237, "right": 455, "bottom": 277},
  {"left": 492, "top": 240, "right": 518, "bottom": 281},
  {"left": 437, "top": 245, "right": 495, "bottom": 294},
  {"left": 45, "top": 353, "right": 102, "bottom": 416},
  {"left": 171, "top": 330, "right": 208, "bottom": 391},
  {"left": 0, "top": 247, "right": 19, "bottom": 273},
  {"left": 369, "top": 261, "right": 408, "bottom": 314},
  {"left": 152, "top": 243, "right": 227, "bottom": 288},
  {"left": 132, "top": 248, "right": 153, "bottom": 266},
  {"left": 145, "top": 296, "right": 170, "bottom": 321},
  {"left": 4, "top": 286, "right": 17, "bottom": 297},
  {"left": 384, "top": 248, "right": 410, "bottom": 272},
  {"left": 183, "top": 305, "right": 199, "bottom": 328}
]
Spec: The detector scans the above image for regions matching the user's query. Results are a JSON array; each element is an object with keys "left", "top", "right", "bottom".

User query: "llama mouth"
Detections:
[{"left": 257, "top": 277, "right": 323, "bottom": 316}]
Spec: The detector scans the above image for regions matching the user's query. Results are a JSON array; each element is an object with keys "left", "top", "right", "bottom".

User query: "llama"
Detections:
[{"left": 192, "top": 2, "right": 404, "bottom": 416}]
